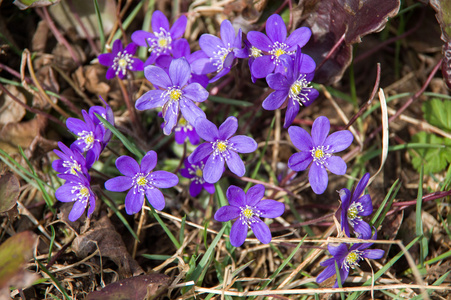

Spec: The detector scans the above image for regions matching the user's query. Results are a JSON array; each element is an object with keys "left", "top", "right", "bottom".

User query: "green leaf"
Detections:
[
  {"left": 422, "top": 98, "right": 451, "bottom": 131},
  {"left": 409, "top": 132, "right": 451, "bottom": 173}
]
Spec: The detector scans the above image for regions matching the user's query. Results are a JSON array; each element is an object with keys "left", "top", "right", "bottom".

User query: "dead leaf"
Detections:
[
  {"left": 0, "top": 172, "right": 20, "bottom": 213},
  {"left": 12, "top": 0, "right": 60, "bottom": 10},
  {"left": 86, "top": 273, "right": 171, "bottom": 300},
  {"left": 71, "top": 214, "right": 144, "bottom": 278},
  {"left": 0, "top": 85, "right": 27, "bottom": 125},
  {"left": 31, "top": 20, "right": 49, "bottom": 52},
  {"left": 82, "top": 65, "right": 110, "bottom": 99}
]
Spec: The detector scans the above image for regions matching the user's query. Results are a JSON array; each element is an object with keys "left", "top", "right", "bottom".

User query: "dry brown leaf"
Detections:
[
  {"left": 31, "top": 20, "right": 49, "bottom": 52},
  {"left": 0, "top": 85, "right": 27, "bottom": 125},
  {"left": 83, "top": 65, "right": 110, "bottom": 99}
]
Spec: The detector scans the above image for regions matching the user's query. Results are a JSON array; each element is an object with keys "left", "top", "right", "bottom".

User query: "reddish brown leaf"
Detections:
[{"left": 0, "top": 172, "right": 20, "bottom": 213}]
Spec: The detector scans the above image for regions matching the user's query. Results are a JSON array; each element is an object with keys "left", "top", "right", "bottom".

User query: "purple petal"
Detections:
[
  {"left": 66, "top": 118, "right": 87, "bottom": 135},
  {"left": 353, "top": 173, "right": 370, "bottom": 199},
  {"left": 189, "top": 142, "right": 213, "bottom": 163},
  {"left": 55, "top": 183, "right": 77, "bottom": 202},
  {"left": 199, "top": 34, "right": 224, "bottom": 57},
  {"left": 326, "top": 156, "right": 347, "bottom": 175},
  {"left": 309, "top": 163, "right": 328, "bottom": 194},
  {"left": 250, "top": 219, "right": 271, "bottom": 244},
  {"left": 171, "top": 39, "right": 190, "bottom": 58},
  {"left": 312, "top": 116, "right": 330, "bottom": 146},
  {"left": 245, "top": 184, "right": 265, "bottom": 206},
  {"left": 300, "top": 88, "right": 319, "bottom": 107},
  {"left": 354, "top": 220, "right": 372, "bottom": 238},
  {"left": 251, "top": 55, "right": 275, "bottom": 79},
  {"left": 68, "top": 200, "right": 87, "bottom": 222},
  {"left": 141, "top": 150, "right": 157, "bottom": 173},
  {"left": 328, "top": 243, "right": 348, "bottom": 258},
  {"left": 169, "top": 57, "right": 190, "bottom": 87},
  {"left": 151, "top": 10, "right": 170, "bottom": 32},
  {"left": 262, "top": 90, "right": 288, "bottom": 110},
  {"left": 266, "top": 72, "right": 291, "bottom": 90},
  {"left": 357, "top": 194, "right": 373, "bottom": 216},
  {"left": 169, "top": 15, "right": 187, "bottom": 39},
  {"left": 339, "top": 188, "right": 351, "bottom": 210},
  {"left": 247, "top": 31, "right": 272, "bottom": 51},
  {"left": 324, "top": 130, "right": 353, "bottom": 153},
  {"left": 124, "top": 42, "right": 138, "bottom": 55},
  {"left": 190, "top": 57, "right": 217, "bottom": 75},
  {"left": 363, "top": 249, "right": 384, "bottom": 260},
  {"left": 214, "top": 205, "right": 241, "bottom": 222},
  {"left": 266, "top": 14, "right": 287, "bottom": 43},
  {"left": 180, "top": 98, "right": 206, "bottom": 125},
  {"left": 288, "top": 151, "right": 312, "bottom": 172},
  {"left": 295, "top": 52, "right": 316, "bottom": 75},
  {"left": 226, "top": 151, "right": 245, "bottom": 177},
  {"left": 194, "top": 117, "right": 219, "bottom": 142},
  {"left": 105, "top": 67, "right": 117, "bottom": 80},
  {"left": 204, "top": 182, "right": 215, "bottom": 194},
  {"left": 230, "top": 220, "right": 247, "bottom": 247},
  {"left": 145, "top": 187, "right": 165, "bottom": 210},
  {"left": 283, "top": 99, "right": 300, "bottom": 128},
  {"left": 316, "top": 264, "right": 336, "bottom": 284},
  {"left": 288, "top": 126, "right": 314, "bottom": 151},
  {"left": 229, "top": 135, "right": 257, "bottom": 153},
  {"left": 104, "top": 176, "right": 134, "bottom": 192},
  {"left": 257, "top": 200, "right": 284, "bottom": 218},
  {"left": 129, "top": 58, "right": 144, "bottom": 71},
  {"left": 116, "top": 156, "right": 140, "bottom": 176},
  {"left": 183, "top": 83, "right": 209, "bottom": 103},
  {"left": 135, "top": 90, "right": 166, "bottom": 111},
  {"left": 203, "top": 154, "right": 225, "bottom": 183},
  {"left": 144, "top": 65, "right": 172, "bottom": 88},
  {"left": 286, "top": 27, "right": 312, "bottom": 49},
  {"left": 218, "top": 116, "right": 238, "bottom": 140},
  {"left": 131, "top": 30, "right": 154, "bottom": 47},
  {"left": 162, "top": 101, "right": 179, "bottom": 135},
  {"left": 187, "top": 128, "right": 200, "bottom": 145},
  {"left": 150, "top": 171, "right": 178, "bottom": 188},
  {"left": 335, "top": 268, "right": 349, "bottom": 288},
  {"left": 189, "top": 182, "right": 202, "bottom": 197},
  {"left": 125, "top": 189, "right": 145, "bottom": 214},
  {"left": 98, "top": 53, "right": 114, "bottom": 67},
  {"left": 220, "top": 20, "right": 236, "bottom": 44},
  {"left": 111, "top": 39, "right": 123, "bottom": 54},
  {"left": 226, "top": 185, "right": 246, "bottom": 207}
]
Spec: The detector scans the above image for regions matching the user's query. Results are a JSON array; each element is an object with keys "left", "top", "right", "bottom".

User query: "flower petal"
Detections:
[
  {"left": 169, "top": 57, "right": 190, "bottom": 87},
  {"left": 326, "top": 156, "right": 347, "bottom": 175},
  {"left": 125, "top": 188, "right": 145, "bottom": 214},
  {"left": 214, "top": 205, "right": 241, "bottom": 222},
  {"left": 183, "top": 82, "right": 209, "bottom": 103},
  {"left": 220, "top": 20, "right": 236, "bottom": 44},
  {"left": 104, "top": 176, "right": 134, "bottom": 192},
  {"left": 288, "top": 126, "right": 313, "bottom": 151},
  {"left": 266, "top": 14, "right": 287, "bottom": 43},
  {"left": 354, "top": 220, "right": 372, "bottom": 239},
  {"left": 286, "top": 27, "right": 312, "bottom": 49},
  {"left": 245, "top": 184, "right": 265, "bottom": 206},
  {"left": 324, "top": 130, "right": 353, "bottom": 152},
  {"left": 140, "top": 150, "right": 157, "bottom": 173},
  {"left": 251, "top": 55, "right": 275, "bottom": 79},
  {"left": 226, "top": 150, "right": 245, "bottom": 177},
  {"left": 68, "top": 200, "right": 87, "bottom": 222},
  {"left": 295, "top": 52, "right": 316, "bottom": 74},
  {"left": 247, "top": 31, "right": 272, "bottom": 51},
  {"left": 145, "top": 187, "right": 165, "bottom": 210},
  {"left": 144, "top": 65, "right": 172, "bottom": 88},
  {"left": 189, "top": 142, "right": 213, "bottom": 163},
  {"left": 363, "top": 249, "right": 384, "bottom": 260},
  {"left": 169, "top": 15, "right": 187, "bottom": 39},
  {"left": 189, "top": 181, "right": 202, "bottom": 197},
  {"left": 262, "top": 90, "right": 288, "bottom": 110},
  {"left": 357, "top": 194, "right": 373, "bottom": 216},
  {"left": 199, "top": 34, "right": 224, "bottom": 57},
  {"left": 288, "top": 151, "right": 312, "bottom": 172},
  {"left": 194, "top": 117, "right": 219, "bottom": 142},
  {"left": 150, "top": 171, "right": 178, "bottom": 188},
  {"left": 218, "top": 116, "right": 238, "bottom": 140},
  {"left": 229, "top": 135, "right": 257, "bottom": 153},
  {"left": 312, "top": 116, "right": 330, "bottom": 146},
  {"left": 230, "top": 220, "right": 247, "bottom": 247},
  {"left": 129, "top": 58, "right": 144, "bottom": 71},
  {"left": 162, "top": 101, "right": 179, "bottom": 135},
  {"left": 203, "top": 154, "right": 225, "bottom": 183},
  {"left": 131, "top": 30, "right": 154, "bottom": 47},
  {"left": 135, "top": 90, "right": 166, "bottom": 111},
  {"left": 309, "top": 163, "right": 328, "bottom": 194},
  {"left": 116, "top": 155, "right": 140, "bottom": 176},
  {"left": 151, "top": 10, "right": 170, "bottom": 32},
  {"left": 250, "top": 219, "right": 271, "bottom": 244},
  {"left": 226, "top": 185, "right": 246, "bottom": 207},
  {"left": 353, "top": 173, "right": 370, "bottom": 199},
  {"left": 266, "top": 72, "right": 291, "bottom": 90},
  {"left": 180, "top": 98, "right": 206, "bottom": 125},
  {"left": 98, "top": 53, "right": 114, "bottom": 67},
  {"left": 257, "top": 200, "right": 284, "bottom": 218}
]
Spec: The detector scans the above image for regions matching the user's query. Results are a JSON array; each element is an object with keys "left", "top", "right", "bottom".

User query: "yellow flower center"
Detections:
[
  {"left": 250, "top": 46, "right": 262, "bottom": 58},
  {"left": 346, "top": 251, "right": 360, "bottom": 268},
  {"left": 158, "top": 37, "right": 169, "bottom": 48},
  {"left": 79, "top": 186, "right": 89, "bottom": 197},
  {"left": 274, "top": 48, "right": 285, "bottom": 57},
  {"left": 291, "top": 82, "right": 303, "bottom": 96},
  {"left": 347, "top": 207, "right": 358, "bottom": 220},
  {"left": 118, "top": 58, "right": 127, "bottom": 69},
  {"left": 314, "top": 149, "right": 324, "bottom": 159},
  {"left": 70, "top": 164, "right": 81, "bottom": 175},
  {"left": 178, "top": 117, "right": 187, "bottom": 126},
  {"left": 216, "top": 141, "right": 227, "bottom": 152},
  {"left": 195, "top": 169, "right": 203, "bottom": 178},
  {"left": 169, "top": 89, "right": 182, "bottom": 101},
  {"left": 136, "top": 176, "right": 148, "bottom": 186},
  {"left": 242, "top": 208, "right": 254, "bottom": 219},
  {"left": 84, "top": 134, "right": 94, "bottom": 145}
]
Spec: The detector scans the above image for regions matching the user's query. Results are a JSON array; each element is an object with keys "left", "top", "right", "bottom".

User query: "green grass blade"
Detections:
[
  {"left": 102, "top": 196, "right": 140, "bottom": 241},
  {"left": 36, "top": 261, "right": 71, "bottom": 300},
  {"left": 151, "top": 207, "right": 180, "bottom": 249},
  {"left": 92, "top": 0, "right": 105, "bottom": 52},
  {"left": 208, "top": 95, "right": 253, "bottom": 107},
  {"left": 370, "top": 179, "right": 401, "bottom": 229}
]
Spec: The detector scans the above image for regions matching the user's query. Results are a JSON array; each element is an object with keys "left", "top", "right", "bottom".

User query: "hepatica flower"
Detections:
[
  {"left": 131, "top": 10, "right": 187, "bottom": 66},
  {"left": 174, "top": 117, "right": 200, "bottom": 145},
  {"left": 52, "top": 142, "right": 89, "bottom": 179},
  {"left": 88, "top": 102, "right": 115, "bottom": 147},
  {"left": 214, "top": 184, "right": 284, "bottom": 247},
  {"left": 98, "top": 39, "right": 144, "bottom": 80},
  {"left": 104, "top": 151, "right": 178, "bottom": 214},
  {"left": 288, "top": 116, "right": 353, "bottom": 194},
  {"left": 135, "top": 57, "right": 209, "bottom": 135},
  {"left": 340, "top": 173, "right": 373, "bottom": 238},
  {"left": 263, "top": 48, "right": 319, "bottom": 127},
  {"left": 247, "top": 14, "right": 312, "bottom": 78},
  {"left": 316, "top": 233, "right": 385, "bottom": 287},
  {"left": 55, "top": 173, "right": 96, "bottom": 222},
  {"left": 188, "top": 116, "right": 257, "bottom": 183},
  {"left": 180, "top": 158, "right": 215, "bottom": 197}
]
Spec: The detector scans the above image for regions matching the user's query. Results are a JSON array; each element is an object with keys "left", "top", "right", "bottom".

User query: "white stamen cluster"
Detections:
[
  {"left": 239, "top": 205, "right": 261, "bottom": 227},
  {"left": 62, "top": 157, "right": 82, "bottom": 175},
  {"left": 289, "top": 74, "right": 313, "bottom": 106},
  {"left": 347, "top": 202, "right": 364, "bottom": 226},
  {"left": 113, "top": 51, "right": 133, "bottom": 77},
  {"left": 188, "top": 161, "right": 206, "bottom": 184},
  {"left": 132, "top": 172, "right": 153, "bottom": 194},
  {"left": 249, "top": 46, "right": 262, "bottom": 58},
  {"left": 212, "top": 43, "right": 232, "bottom": 71},
  {"left": 174, "top": 117, "right": 193, "bottom": 133},
  {"left": 310, "top": 145, "right": 332, "bottom": 167},
  {"left": 342, "top": 250, "right": 363, "bottom": 271},
  {"left": 269, "top": 41, "right": 292, "bottom": 65},
  {"left": 71, "top": 183, "right": 90, "bottom": 203},
  {"left": 77, "top": 130, "right": 97, "bottom": 152},
  {"left": 148, "top": 28, "right": 172, "bottom": 54},
  {"left": 211, "top": 139, "right": 235, "bottom": 161}
]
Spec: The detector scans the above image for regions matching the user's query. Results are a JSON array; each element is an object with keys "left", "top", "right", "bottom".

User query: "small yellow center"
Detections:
[
  {"left": 314, "top": 149, "right": 324, "bottom": 159},
  {"left": 250, "top": 46, "right": 262, "bottom": 58},
  {"left": 158, "top": 38, "right": 168, "bottom": 48},
  {"left": 118, "top": 58, "right": 127, "bottom": 68},
  {"left": 347, "top": 207, "right": 358, "bottom": 220},
  {"left": 79, "top": 186, "right": 89, "bottom": 197},
  {"left": 178, "top": 117, "right": 187, "bottom": 126},
  {"left": 274, "top": 48, "right": 285, "bottom": 57},
  {"left": 136, "top": 176, "right": 148, "bottom": 186},
  {"left": 169, "top": 89, "right": 182, "bottom": 101},
  {"left": 70, "top": 164, "right": 81, "bottom": 175},
  {"left": 291, "top": 82, "right": 302, "bottom": 96},
  {"left": 85, "top": 135, "right": 94, "bottom": 144},
  {"left": 195, "top": 169, "right": 203, "bottom": 178},
  {"left": 217, "top": 141, "right": 227, "bottom": 152},
  {"left": 346, "top": 252, "right": 359, "bottom": 266},
  {"left": 242, "top": 208, "right": 254, "bottom": 218}
]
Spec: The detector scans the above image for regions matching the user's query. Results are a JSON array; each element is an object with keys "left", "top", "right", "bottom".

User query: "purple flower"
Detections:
[
  {"left": 188, "top": 116, "right": 258, "bottom": 183},
  {"left": 340, "top": 173, "right": 373, "bottom": 238},
  {"left": 88, "top": 101, "right": 115, "bottom": 147},
  {"left": 316, "top": 233, "right": 384, "bottom": 287},
  {"left": 191, "top": 19, "right": 247, "bottom": 82},
  {"left": 243, "top": 39, "right": 263, "bottom": 83},
  {"left": 55, "top": 173, "right": 96, "bottom": 222},
  {"left": 288, "top": 116, "right": 353, "bottom": 194},
  {"left": 66, "top": 110, "right": 104, "bottom": 165},
  {"left": 98, "top": 39, "right": 144, "bottom": 80},
  {"left": 263, "top": 48, "right": 319, "bottom": 127},
  {"left": 131, "top": 10, "right": 187, "bottom": 66},
  {"left": 104, "top": 150, "right": 179, "bottom": 214},
  {"left": 247, "top": 14, "right": 312, "bottom": 78},
  {"left": 135, "top": 57, "right": 209, "bottom": 135},
  {"left": 52, "top": 142, "right": 90, "bottom": 179},
  {"left": 180, "top": 158, "right": 215, "bottom": 197},
  {"left": 214, "top": 184, "right": 284, "bottom": 247},
  {"left": 174, "top": 117, "right": 200, "bottom": 145}
]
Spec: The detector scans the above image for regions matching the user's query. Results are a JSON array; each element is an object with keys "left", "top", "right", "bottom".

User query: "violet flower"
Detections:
[
  {"left": 263, "top": 48, "right": 319, "bottom": 127},
  {"left": 288, "top": 116, "right": 353, "bottom": 194},
  {"left": 340, "top": 173, "right": 373, "bottom": 238},
  {"left": 247, "top": 14, "right": 312, "bottom": 78},
  {"left": 104, "top": 150, "right": 179, "bottom": 214},
  {"left": 191, "top": 19, "right": 247, "bottom": 82},
  {"left": 214, "top": 184, "right": 284, "bottom": 247},
  {"left": 88, "top": 102, "right": 115, "bottom": 147},
  {"left": 174, "top": 117, "right": 200, "bottom": 145},
  {"left": 316, "top": 233, "right": 385, "bottom": 287},
  {"left": 55, "top": 173, "right": 96, "bottom": 222},
  {"left": 180, "top": 158, "right": 215, "bottom": 197},
  {"left": 135, "top": 57, "right": 209, "bottom": 135},
  {"left": 52, "top": 142, "right": 90, "bottom": 179},
  {"left": 243, "top": 39, "right": 263, "bottom": 83},
  {"left": 131, "top": 10, "right": 187, "bottom": 66},
  {"left": 98, "top": 39, "right": 144, "bottom": 80},
  {"left": 188, "top": 116, "right": 257, "bottom": 183}
]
